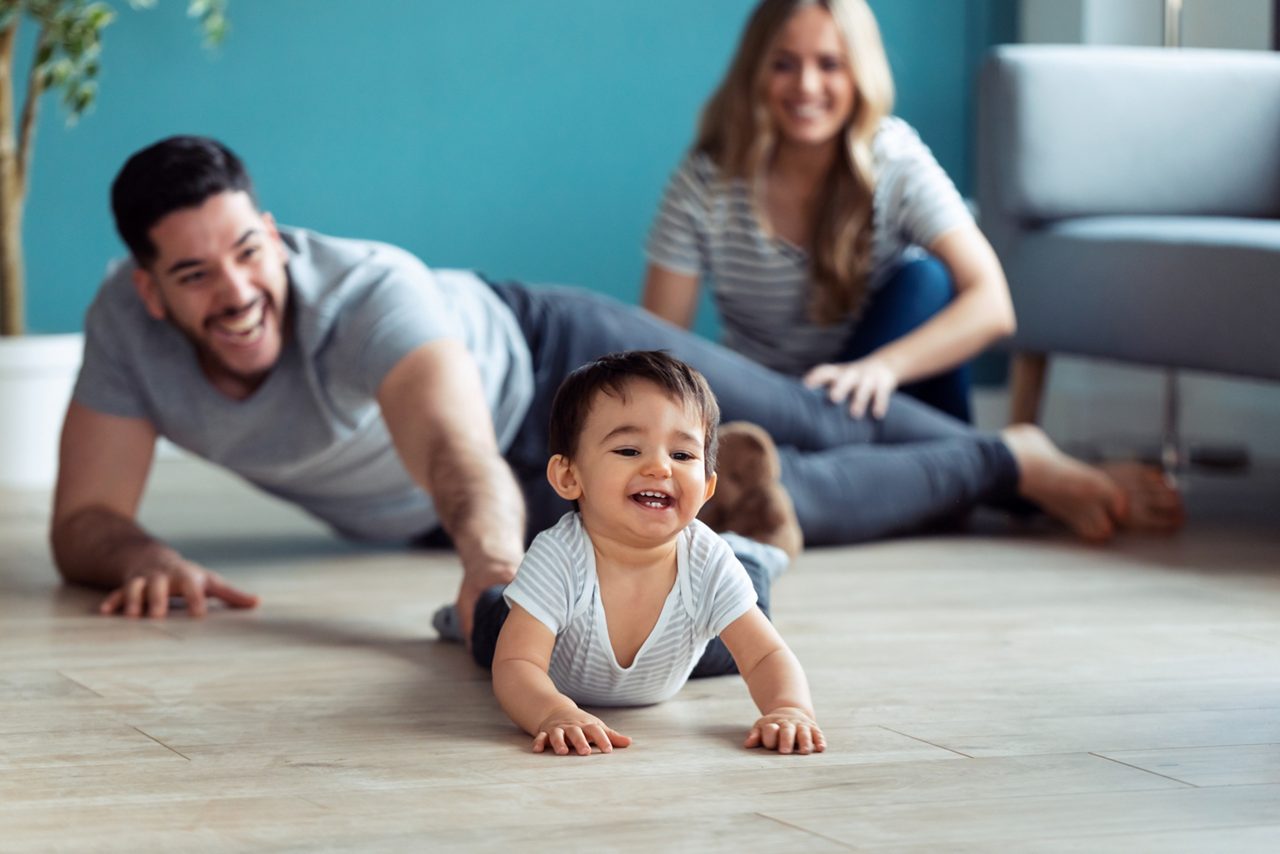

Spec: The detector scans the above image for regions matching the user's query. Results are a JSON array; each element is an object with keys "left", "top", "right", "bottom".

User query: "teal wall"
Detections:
[{"left": 21, "top": 0, "right": 1016, "bottom": 337}]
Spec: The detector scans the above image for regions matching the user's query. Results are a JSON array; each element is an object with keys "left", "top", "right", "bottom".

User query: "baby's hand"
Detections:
[
  {"left": 745, "top": 707, "right": 826, "bottom": 755},
  {"left": 534, "top": 707, "right": 632, "bottom": 756}
]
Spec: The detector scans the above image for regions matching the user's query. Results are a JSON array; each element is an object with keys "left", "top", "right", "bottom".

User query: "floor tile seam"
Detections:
[
  {"left": 831, "top": 705, "right": 1280, "bottom": 726},
  {"left": 752, "top": 781, "right": 1280, "bottom": 823},
  {"left": 753, "top": 812, "right": 859, "bottom": 851},
  {"left": 54, "top": 670, "right": 105, "bottom": 698},
  {"left": 873, "top": 725, "right": 973, "bottom": 758},
  {"left": 1100, "top": 741, "right": 1280, "bottom": 757},
  {"left": 130, "top": 725, "right": 191, "bottom": 761},
  {"left": 1088, "top": 751, "right": 1200, "bottom": 788},
  {"left": 841, "top": 819, "right": 1280, "bottom": 852}
]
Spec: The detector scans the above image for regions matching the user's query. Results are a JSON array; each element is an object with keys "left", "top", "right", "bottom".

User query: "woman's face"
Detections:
[{"left": 763, "top": 4, "right": 856, "bottom": 150}]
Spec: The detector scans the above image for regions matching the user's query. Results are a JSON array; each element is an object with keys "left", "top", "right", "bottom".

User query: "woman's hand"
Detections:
[{"left": 804, "top": 355, "right": 899, "bottom": 419}]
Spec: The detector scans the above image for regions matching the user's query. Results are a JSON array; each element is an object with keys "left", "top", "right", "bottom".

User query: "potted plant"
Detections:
[{"left": 0, "top": 0, "right": 226, "bottom": 488}]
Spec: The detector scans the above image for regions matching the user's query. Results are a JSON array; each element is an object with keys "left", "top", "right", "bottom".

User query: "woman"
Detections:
[
  {"left": 643, "top": 0, "right": 1010, "bottom": 423},
  {"left": 641, "top": 0, "right": 1183, "bottom": 541}
]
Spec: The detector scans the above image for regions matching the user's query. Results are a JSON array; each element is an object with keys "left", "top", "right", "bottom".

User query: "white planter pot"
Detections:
[{"left": 0, "top": 333, "right": 84, "bottom": 489}]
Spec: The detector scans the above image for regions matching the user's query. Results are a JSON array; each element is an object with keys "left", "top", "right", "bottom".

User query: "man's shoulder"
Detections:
[
  {"left": 283, "top": 228, "right": 429, "bottom": 295},
  {"left": 86, "top": 257, "right": 148, "bottom": 328}
]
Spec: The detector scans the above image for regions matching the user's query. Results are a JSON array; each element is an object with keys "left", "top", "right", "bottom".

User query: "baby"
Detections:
[{"left": 455, "top": 350, "right": 823, "bottom": 756}]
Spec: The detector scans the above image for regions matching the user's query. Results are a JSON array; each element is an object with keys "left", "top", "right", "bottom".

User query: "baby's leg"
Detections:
[{"left": 433, "top": 586, "right": 511, "bottom": 668}]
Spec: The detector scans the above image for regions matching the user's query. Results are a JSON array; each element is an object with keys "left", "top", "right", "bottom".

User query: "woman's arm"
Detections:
[
  {"left": 492, "top": 605, "right": 631, "bottom": 755},
  {"left": 805, "top": 223, "right": 1016, "bottom": 417},
  {"left": 641, "top": 263, "right": 701, "bottom": 329}
]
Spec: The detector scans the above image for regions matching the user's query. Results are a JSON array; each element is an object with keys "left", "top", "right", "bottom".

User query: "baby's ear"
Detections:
[
  {"left": 703, "top": 471, "right": 717, "bottom": 504},
  {"left": 546, "top": 454, "right": 582, "bottom": 501}
]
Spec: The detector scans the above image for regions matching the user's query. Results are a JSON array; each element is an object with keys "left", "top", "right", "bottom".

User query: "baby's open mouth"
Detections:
[{"left": 632, "top": 490, "right": 673, "bottom": 510}]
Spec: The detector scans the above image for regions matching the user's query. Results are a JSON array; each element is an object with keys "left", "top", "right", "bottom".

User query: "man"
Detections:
[{"left": 52, "top": 137, "right": 1179, "bottom": 634}]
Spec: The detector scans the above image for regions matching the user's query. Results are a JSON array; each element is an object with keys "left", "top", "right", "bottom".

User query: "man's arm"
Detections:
[
  {"left": 50, "top": 402, "right": 258, "bottom": 616},
  {"left": 376, "top": 338, "right": 526, "bottom": 638}
]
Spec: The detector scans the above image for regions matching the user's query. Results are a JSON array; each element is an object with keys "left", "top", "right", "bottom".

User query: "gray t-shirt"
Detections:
[
  {"left": 505, "top": 512, "right": 757, "bottom": 707},
  {"left": 646, "top": 116, "right": 974, "bottom": 376},
  {"left": 73, "top": 227, "right": 533, "bottom": 541}
]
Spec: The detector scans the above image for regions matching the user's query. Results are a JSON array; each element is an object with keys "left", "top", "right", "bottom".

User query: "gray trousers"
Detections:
[{"left": 489, "top": 281, "right": 1021, "bottom": 546}]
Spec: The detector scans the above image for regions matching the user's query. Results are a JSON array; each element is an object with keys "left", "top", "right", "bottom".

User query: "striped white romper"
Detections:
[{"left": 503, "top": 512, "right": 757, "bottom": 707}]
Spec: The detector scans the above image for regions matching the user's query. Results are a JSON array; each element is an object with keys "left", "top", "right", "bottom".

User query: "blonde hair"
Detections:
[{"left": 696, "top": 0, "right": 894, "bottom": 324}]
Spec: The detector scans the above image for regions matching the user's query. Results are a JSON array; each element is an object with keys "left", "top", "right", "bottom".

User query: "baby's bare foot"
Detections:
[
  {"left": 1001, "top": 424, "right": 1127, "bottom": 542},
  {"left": 701, "top": 422, "right": 803, "bottom": 559}
]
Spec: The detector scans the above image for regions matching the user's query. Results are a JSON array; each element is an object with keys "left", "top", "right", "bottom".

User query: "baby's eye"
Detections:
[
  {"left": 672, "top": 451, "right": 696, "bottom": 462},
  {"left": 613, "top": 448, "right": 640, "bottom": 457}
]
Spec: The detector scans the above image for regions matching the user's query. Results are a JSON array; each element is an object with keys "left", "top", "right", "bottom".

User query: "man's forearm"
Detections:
[
  {"left": 50, "top": 506, "right": 180, "bottom": 590},
  {"left": 428, "top": 448, "right": 525, "bottom": 583}
]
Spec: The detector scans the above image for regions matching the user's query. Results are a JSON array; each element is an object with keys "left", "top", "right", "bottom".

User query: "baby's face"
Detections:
[{"left": 556, "top": 380, "right": 716, "bottom": 548}]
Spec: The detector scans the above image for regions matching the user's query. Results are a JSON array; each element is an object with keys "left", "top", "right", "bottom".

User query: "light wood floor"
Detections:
[{"left": 3, "top": 454, "right": 1278, "bottom": 852}]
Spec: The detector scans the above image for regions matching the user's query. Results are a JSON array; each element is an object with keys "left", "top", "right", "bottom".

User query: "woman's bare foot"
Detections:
[
  {"left": 701, "top": 422, "right": 804, "bottom": 559},
  {"left": 1001, "top": 424, "right": 1182, "bottom": 542},
  {"left": 1098, "top": 461, "right": 1185, "bottom": 532}
]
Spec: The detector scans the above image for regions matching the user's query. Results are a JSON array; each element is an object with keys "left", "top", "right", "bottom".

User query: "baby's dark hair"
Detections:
[{"left": 548, "top": 350, "right": 721, "bottom": 476}]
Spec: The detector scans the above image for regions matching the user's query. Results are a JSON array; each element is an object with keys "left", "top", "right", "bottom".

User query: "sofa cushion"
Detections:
[{"left": 1006, "top": 216, "right": 1280, "bottom": 379}]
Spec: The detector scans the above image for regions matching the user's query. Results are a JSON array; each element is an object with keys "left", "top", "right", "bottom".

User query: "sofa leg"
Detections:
[{"left": 1009, "top": 352, "right": 1048, "bottom": 425}]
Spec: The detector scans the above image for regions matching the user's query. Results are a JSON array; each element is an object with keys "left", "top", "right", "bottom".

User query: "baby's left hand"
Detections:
[{"left": 745, "top": 707, "right": 826, "bottom": 755}]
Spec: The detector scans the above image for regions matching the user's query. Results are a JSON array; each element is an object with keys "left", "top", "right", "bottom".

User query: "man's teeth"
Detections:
[{"left": 217, "top": 302, "right": 265, "bottom": 335}]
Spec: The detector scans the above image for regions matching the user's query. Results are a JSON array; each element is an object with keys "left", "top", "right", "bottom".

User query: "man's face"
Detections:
[{"left": 132, "top": 191, "right": 290, "bottom": 399}]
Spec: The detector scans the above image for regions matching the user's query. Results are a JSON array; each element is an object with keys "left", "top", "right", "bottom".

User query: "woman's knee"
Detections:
[{"left": 886, "top": 256, "right": 955, "bottom": 321}]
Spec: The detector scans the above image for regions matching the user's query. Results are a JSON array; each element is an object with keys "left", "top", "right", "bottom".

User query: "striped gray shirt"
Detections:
[
  {"left": 504, "top": 512, "right": 757, "bottom": 707},
  {"left": 646, "top": 116, "right": 973, "bottom": 376}
]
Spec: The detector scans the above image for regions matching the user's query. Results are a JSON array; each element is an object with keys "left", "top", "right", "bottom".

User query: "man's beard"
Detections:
[{"left": 160, "top": 295, "right": 282, "bottom": 388}]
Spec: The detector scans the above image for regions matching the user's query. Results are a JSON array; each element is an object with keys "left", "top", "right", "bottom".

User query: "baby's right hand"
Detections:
[{"left": 534, "top": 707, "right": 632, "bottom": 756}]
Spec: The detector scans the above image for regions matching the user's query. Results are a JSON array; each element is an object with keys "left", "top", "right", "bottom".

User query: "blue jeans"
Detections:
[
  {"left": 841, "top": 256, "right": 972, "bottom": 423},
  {"left": 488, "top": 280, "right": 1019, "bottom": 547}
]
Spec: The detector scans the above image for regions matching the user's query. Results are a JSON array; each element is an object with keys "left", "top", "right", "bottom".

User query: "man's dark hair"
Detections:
[
  {"left": 110, "top": 135, "right": 257, "bottom": 266},
  {"left": 548, "top": 350, "right": 721, "bottom": 476}
]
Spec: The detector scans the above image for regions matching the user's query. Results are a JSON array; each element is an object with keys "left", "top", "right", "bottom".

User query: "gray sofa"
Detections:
[{"left": 976, "top": 45, "right": 1280, "bottom": 421}]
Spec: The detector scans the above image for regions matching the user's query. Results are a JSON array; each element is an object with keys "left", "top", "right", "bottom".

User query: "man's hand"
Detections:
[
  {"left": 376, "top": 341, "right": 526, "bottom": 643},
  {"left": 455, "top": 559, "right": 519, "bottom": 641},
  {"left": 533, "top": 706, "right": 632, "bottom": 756},
  {"left": 745, "top": 707, "right": 826, "bottom": 755},
  {"left": 804, "top": 355, "right": 900, "bottom": 420},
  {"left": 99, "top": 557, "right": 259, "bottom": 618}
]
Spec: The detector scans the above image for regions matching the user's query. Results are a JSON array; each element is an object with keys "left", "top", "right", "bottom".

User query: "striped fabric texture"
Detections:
[
  {"left": 646, "top": 117, "right": 973, "bottom": 376},
  {"left": 504, "top": 512, "right": 757, "bottom": 707}
]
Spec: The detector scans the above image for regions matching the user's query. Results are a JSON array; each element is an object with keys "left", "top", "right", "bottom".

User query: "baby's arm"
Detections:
[
  {"left": 719, "top": 608, "right": 825, "bottom": 754},
  {"left": 492, "top": 604, "right": 632, "bottom": 755}
]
